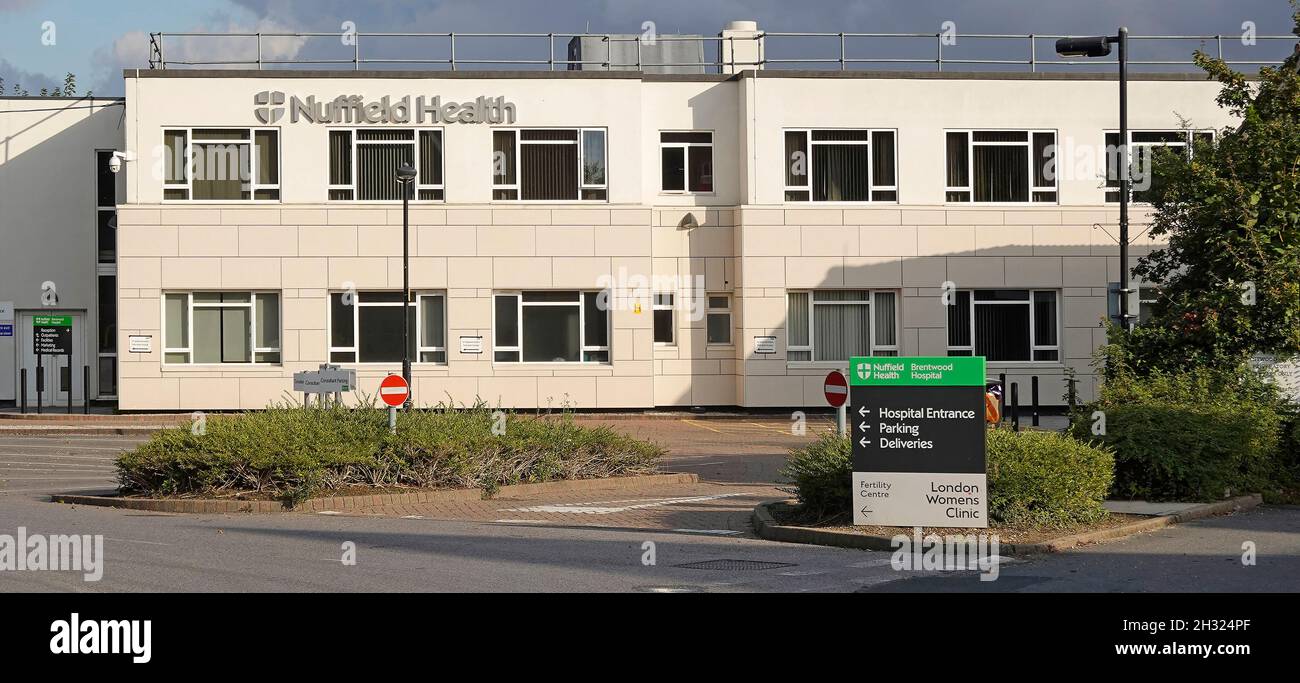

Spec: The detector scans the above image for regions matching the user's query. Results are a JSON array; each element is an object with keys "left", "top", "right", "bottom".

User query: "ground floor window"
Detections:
[
  {"left": 653, "top": 293, "right": 675, "bottom": 344},
  {"left": 947, "top": 289, "right": 1059, "bottom": 361},
  {"left": 787, "top": 290, "right": 898, "bottom": 361},
  {"left": 493, "top": 291, "right": 609, "bottom": 363},
  {"left": 163, "top": 292, "right": 280, "bottom": 364},
  {"left": 328, "top": 291, "right": 446, "bottom": 363},
  {"left": 97, "top": 275, "right": 116, "bottom": 396},
  {"left": 706, "top": 294, "right": 732, "bottom": 345}
]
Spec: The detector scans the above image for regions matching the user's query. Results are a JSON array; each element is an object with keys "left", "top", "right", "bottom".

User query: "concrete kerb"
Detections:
[
  {"left": 50, "top": 472, "right": 700, "bottom": 514},
  {"left": 752, "top": 494, "right": 1263, "bottom": 556}
]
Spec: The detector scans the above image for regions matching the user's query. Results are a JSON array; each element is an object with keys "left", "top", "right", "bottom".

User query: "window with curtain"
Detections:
[
  {"left": 327, "top": 291, "right": 446, "bottom": 363},
  {"left": 1104, "top": 129, "right": 1214, "bottom": 202},
  {"left": 492, "top": 129, "right": 606, "bottom": 201},
  {"left": 785, "top": 129, "right": 896, "bottom": 202},
  {"left": 163, "top": 128, "right": 280, "bottom": 201},
  {"left": 946, "top": 130, "right": 1056, "bottom": 203},
  {"left": 493, "top": 291, "right": 610, "bottom": 363},
  {"left": 162, "top": 292, "right": 280, "bottom": 364},
  {"left": 787, "top": 290, "right": 899, "bottom": 362},
  {"left": 328, "top": 129, "right": 444, "bottom": 201},
  {"left": 946, "top": 289, "right": 1059, "bottom": 361}
]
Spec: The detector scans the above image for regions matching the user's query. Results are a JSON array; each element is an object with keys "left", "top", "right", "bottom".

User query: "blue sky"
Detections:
[{"left": 1, "top": 0, "right": 1296, "bottom": 96}]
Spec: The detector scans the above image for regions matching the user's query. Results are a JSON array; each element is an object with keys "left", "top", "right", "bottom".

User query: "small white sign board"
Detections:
[
  {"left": 128, "top": 335, "right": 152, "bottom": 353},
  {"left": 460, "top": 336, "right": 484, "bottom": 354},
  {"left": 754, "top": 335, "right": 777, "bottom": 354},
  {"left": 0, "top": 301, "right": 13, "bottom": 323},
  {"left": 293, "top": 366, "right": 357, "bottom": 393}
]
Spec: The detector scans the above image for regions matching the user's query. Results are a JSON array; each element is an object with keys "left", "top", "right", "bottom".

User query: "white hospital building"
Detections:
[{"left": 0, "top": 21, "right": 1248, "bottom": 411}]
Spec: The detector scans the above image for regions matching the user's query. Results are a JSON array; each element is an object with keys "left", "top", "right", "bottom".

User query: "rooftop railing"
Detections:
[{"left": 146, "top": 30, "right": 1298, "bottom": 72}]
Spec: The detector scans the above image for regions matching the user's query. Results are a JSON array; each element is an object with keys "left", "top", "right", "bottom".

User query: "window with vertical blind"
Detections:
[
  {"left": 1104, "top": 129, "right": 1214, "bottom": 202},
  {"left": 328, "top": 129, "right": 444, "bottom": 201},
  {"left": 784, "top": 129, "right": 897, "bottom": 202},
  {"left": 493, "top": 291, "right": 609, "bottom": 362},
  {"left": 945, "top": 130, "right": 1057, "bottom": 203},
  {"left": 946, "top": 290, "right": 1059, "bottom": 361},
  {"left": 492, "top": 128, "right": 607, "bottom": 201},
  {"left": 327, "top": 291, "right": 446, "bottom": 363},
  {"left": 787, "top": 290, "right": 899, "bottom": 362},
  {"left": 162, "top": 128, "right": 280, "bottom": 201},
  {"left": 162, "top": 292, "right": 281, "bottom": 364}
]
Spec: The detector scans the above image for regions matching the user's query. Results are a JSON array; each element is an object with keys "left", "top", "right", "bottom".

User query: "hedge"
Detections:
[{"left": 116, "top": 403, "right": 664, "bottom": 503}]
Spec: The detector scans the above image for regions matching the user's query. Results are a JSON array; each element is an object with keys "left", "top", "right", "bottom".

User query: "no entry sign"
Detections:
[
  {"left": 824, "top": 370, "right": 848, "bottom": 407},
  {"left": 850, "top": 356, "right": 987, "bottom": 528},
  {"left": 378, "top": 374, "right": 410, "bottom": 408}
]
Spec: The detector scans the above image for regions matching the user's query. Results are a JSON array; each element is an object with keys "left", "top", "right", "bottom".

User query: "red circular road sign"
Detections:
[
  {"left": 824, "top": 370, "right": 848, "bottom": 408},
  {"left": 378, "top": 374, "right": 410, "bottom": 408}
]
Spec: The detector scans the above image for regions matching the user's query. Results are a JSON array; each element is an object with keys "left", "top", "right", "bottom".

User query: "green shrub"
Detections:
[
  {"left": 780, "top": 428, "right": 1114, "bottom": 528},
  {"left": 986, "top": 428, "right": 1113, "bottom": 528},
  {"left": 1070, "top": 365, "right": 1284, "bottom": 501},
  {"left": 116, "top": 402, "right": 664, "bottom": 501}
]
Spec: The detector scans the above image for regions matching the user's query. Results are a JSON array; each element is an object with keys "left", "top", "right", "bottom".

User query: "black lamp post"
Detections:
[
  {"left": 1057, "top": 27, "right": 1133, "bottom": 331},
  {"left": 396, "top": 163, "right": 417, "bottom": 408}
]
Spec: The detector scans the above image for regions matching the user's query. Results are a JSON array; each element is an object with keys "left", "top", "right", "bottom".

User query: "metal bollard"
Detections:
[
  {"left": 998, "top": 373, "right": 1007, "bottom": 423},
  {"left": 1011, "top": 382, "right": 1020, "bottom": 433},
  {"left": 83, "top": 365, "right": 90, "bottom": 415},
  {"left": 19, "top": 368, "right": 27, "bottom": 414},
  {"left": 1031, "top": 375, "right": 1039, "bottom": 427}
]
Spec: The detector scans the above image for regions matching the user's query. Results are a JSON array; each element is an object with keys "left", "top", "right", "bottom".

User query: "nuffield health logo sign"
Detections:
[{"left": 254, "top": 90, "right": 516, "bottom": 125}]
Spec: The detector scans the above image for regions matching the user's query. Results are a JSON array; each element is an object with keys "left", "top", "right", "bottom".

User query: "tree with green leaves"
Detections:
[{"left": 1123, "top": 3, "right": 1300, "bottom": 374}]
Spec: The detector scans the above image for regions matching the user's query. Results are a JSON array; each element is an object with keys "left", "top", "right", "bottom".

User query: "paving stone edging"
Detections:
[
  {"left": 51, "top": 472, "right": 699, "bottom": 514},
  {"left": 752, "top": 494, "right": 1263, "bottom": 556}
]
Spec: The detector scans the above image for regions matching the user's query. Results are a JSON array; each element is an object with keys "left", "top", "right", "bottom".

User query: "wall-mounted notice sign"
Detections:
[
  {"left": 128, "top": 335, "right": 152, "bottom": 353},
  {"left": 460, "top": 336, "right": 484, "bottom": 354},
  {"left": 850, "top": 356, "right": 987, "bottom": 528},
  {"left": 753, "top": 336, "right": 777, "bottom": 354}
]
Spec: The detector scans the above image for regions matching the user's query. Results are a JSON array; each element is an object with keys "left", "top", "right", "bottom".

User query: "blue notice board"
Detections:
[{"left": 0, "top": 324, "right": 12, "bottom": 337}]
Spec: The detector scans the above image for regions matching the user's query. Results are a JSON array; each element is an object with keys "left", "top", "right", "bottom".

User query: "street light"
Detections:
[
  {"left": 395, "top": 163, "right": 417, "bottom": 409},
  {"left": 1057, "top": 27, "right": 1134, "bottom": 332}
]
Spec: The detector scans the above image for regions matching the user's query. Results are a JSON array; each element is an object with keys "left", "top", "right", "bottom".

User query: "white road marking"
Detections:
[
  {"left": 670, "top": 529, "right": 742, "bottom": 536},
  {"left": 316, "top": 511, "right": 341, "bottom": 515},
  {"left": 105, "top": 537, "right": 169, "bottom": 546},
  {"left": 0, "top": 462, "right": 116, "bottom": 469},
  {"left": 670, "top": 461, "right": 725, "bottom": 467},
  {"left": 500, "top": 493, "right": 745, "bottom": 515}
]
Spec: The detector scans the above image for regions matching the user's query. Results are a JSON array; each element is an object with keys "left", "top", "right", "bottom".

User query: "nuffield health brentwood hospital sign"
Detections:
[
  {"left": 850, "top": 356, "right": 988, "bottom": 528},
  {"left": 254, "top": 91, "right": 517, "bottom": 125}
]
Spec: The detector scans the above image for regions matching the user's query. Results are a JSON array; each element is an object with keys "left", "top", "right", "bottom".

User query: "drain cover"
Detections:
[{"left": 672, "top": 559, "right": 797, "bottom": 571}]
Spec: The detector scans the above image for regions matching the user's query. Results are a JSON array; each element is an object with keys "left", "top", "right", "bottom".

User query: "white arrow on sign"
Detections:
[
  {"left": 858, "top": 406, "right": 868, "bottom": 417},
  {"left": 858, "top": 421, "right": 869, "bottom": 432},
  {"left": 859, "top": 437, "right": 869, "bottom": 448}
]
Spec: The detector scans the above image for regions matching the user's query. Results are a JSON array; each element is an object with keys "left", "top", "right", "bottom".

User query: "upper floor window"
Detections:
[
  {"left": 660, "top": 131, "right": 713, "bottom": 193},
  {"left": 787, "top": 290, "right": 898, "bottom": 362},
  {"left": 1105, "top": 129, "right": 1214, "bottom": 203},
  {"left": 163, "top": 128, "right": 280, "bottom": 201},
  {"left": 328, "top": 129, "right": 444, "bottom": 201},
  {"left": 784, "top": 129, "right": 897, "bottom": 202},
  {"left": 493, "top": 291, "right": 609, "bottom": 363},
  {"left": 163, "top": 292, "right": 280, "bottom": 364},
  {"left": 492, "top": 129, "right": 607, "bottom": 201},
  {"left": 946, "top": 130, "right": 1056, "bottom": 203},
  {"left": 947, "top": 289, "right": 1059, "bottom": 362}
]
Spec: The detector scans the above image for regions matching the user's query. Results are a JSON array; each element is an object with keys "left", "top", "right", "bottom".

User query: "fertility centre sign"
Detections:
[
  {"left": 254, "top": 91, "right": 517, "bottom": 125},
  {"left": 850, "top": 356, "right": 988, "bottom": 528}
]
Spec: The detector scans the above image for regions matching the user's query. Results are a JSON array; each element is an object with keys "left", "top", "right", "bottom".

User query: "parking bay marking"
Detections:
[{"left": 499, "top": 493, "right": 747, "bottom": 515}]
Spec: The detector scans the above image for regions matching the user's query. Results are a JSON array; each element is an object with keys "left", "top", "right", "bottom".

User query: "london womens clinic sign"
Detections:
[
  {"left": 254, "top": 91, "right": 517, "bottom": 125},
  {"left": 849, "top": 356, "right": 988, "bottom": 528}
]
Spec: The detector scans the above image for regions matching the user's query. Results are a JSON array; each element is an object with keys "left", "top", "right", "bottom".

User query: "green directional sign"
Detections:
[
  {"left": 33, "top": 315, "right": 73, "bottom": 355},
  {"left": 33, "top": 315, "right": 72, "bottom": 327},
  {"left": 849, "top": 356, "right": 986, "bottom": 387}
]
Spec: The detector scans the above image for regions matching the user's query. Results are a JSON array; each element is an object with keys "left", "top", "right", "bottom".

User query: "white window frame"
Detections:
[
  {"left": 161, "top": 292, "right": 281, "bottom": 365},
  {"left": 490, "top": 128, "right": 608, "bottom": 202},
  {"left": 161, "top": 127, "right": 281, "bottom": 203},
  {"left": 327, "top": 127, "right": 445, "bottom": 203},
  {"left": 705, "top": 293, "right": 732, "bottom": 346},
  {"left": 787, "top": 290, "right": 900, "bottom": 365},
  {"left": 945, "top": 129, "right": 1058, "bottom": 205},
  {"left": 1103, "top": 128, "right": 1215, "bottom": 204},
  {"left": 491, "top": 291, "right": 611, "bottom": 364},
  {"left": 946, "top": 289, "right": 1061, "bottom": 363},
  {"left": 653, "top": 292, "right": 675, "bottom": 345},
  {"left": 783, "top": 128, "right": 898, "bottom": 204},
  {"left": 326, "top": 291, "right": 447, "bottom": 364},
  {"left": 659, "top": 131, "right": 714, "bottom": 195}
]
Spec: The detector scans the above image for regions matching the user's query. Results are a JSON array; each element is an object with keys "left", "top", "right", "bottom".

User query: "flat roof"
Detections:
[{"left": 123, "top": 68, "right": 1216, "bottom": 82}]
